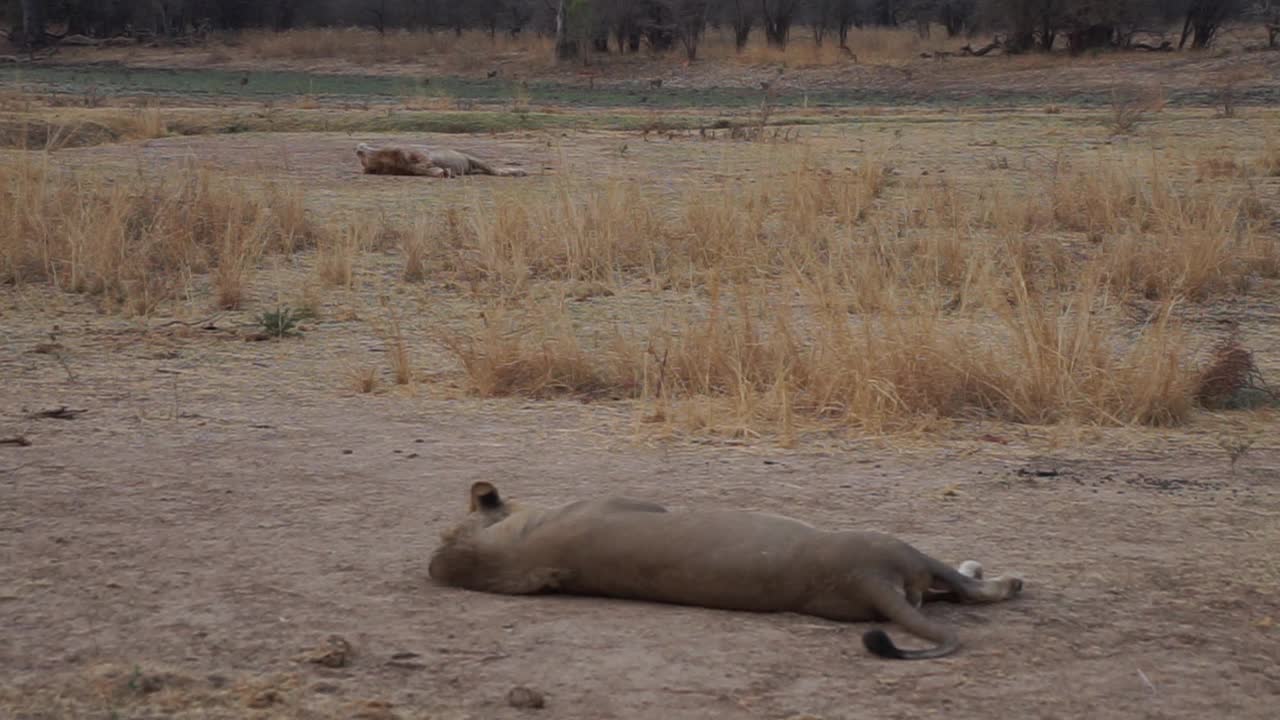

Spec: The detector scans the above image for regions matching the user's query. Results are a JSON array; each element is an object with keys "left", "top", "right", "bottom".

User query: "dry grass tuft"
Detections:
[
  {"left": 349, "top": 365, "right": 380, "bottom": 394},
  {"left": 442, "top": 278, "right": 1195, "bottom": 435},
  {"left": 266, "top": 182, "right": 317, "bottom": 253},
  {"left": 232, "top": 28, "right": 554, "bottom": 70},
  {"left": 420, "top": 143, "right": 1274, "bottom": 436},
  {"left": 702, "top": 26, "right": 957, "bottom": 66},
  {"left": 1107, "top": 86, "right": 1165, "bottom": 134},
  {"left": 1258, "top": 134, "right": 1280, "bottom": 177},
  {"left": 401, "top": 216, "right": 433, "bottom": 283},
  {"left": 437, "top": 301, "right": 632, "bottom": 400},
  {"left": 129, "top": 102, "right": 168, "bottom": 139},
  {"left": 315, "top": 220, "right": 373, "bottom": 288},
  {"left": 438, "top": 156, "right": 889, "bottom": 293},
  {"left": 378, "top": 295, "right": 414, "bottom": 385},
  {"left": 1195, "top": 155, "right": 1246, "bottom": 180},
  {"left": 224, "top": 26, "right": 967, "bottom": 71},
  {"left": 1194, "top": 338, "right": 1278, "bottom": 410},
  {"left": 0, "top": 155, "right": 308, "bottom": 314}
]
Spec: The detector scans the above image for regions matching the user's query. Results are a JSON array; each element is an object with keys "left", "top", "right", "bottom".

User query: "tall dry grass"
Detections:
[
  {"left": 426, "top": 156, "right": 889, "bottom": 294},
  {"left": 0, "top": 154, "right": 313, "bottom": 314},
  {"left": 315, "top": 218, "right": 375, "bottom": 288},
  {"left": 1258, "top": 133, "right": 1280, "bottom": 177},
  {"left": 430, "top": 149, "right": 1272, "bottom": 434},
  {"left": 898, "top": 155, "right": 1275, "bottom": 300},
  {"left": 226, "top": 25, "right": 971, "bottom": 71},
  {"left": 233, "top": 28, "right": 553, "bottom": 68},
  {"left": 416, "top": 150, "right": 1270, "bottom": 307},
  {"left": 441, "top": 277, "right": 1194, "bottom": 435},
  {"left": 703, "top": 26, "right": 960, "bottom": 66}
]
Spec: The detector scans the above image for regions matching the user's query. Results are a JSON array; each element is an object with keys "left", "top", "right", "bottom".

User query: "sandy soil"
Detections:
[
  {"left": 2, "top": 122, "right": 1279, "bottom": 718},
  {"left": 2, "top": 308, "right": 1278, "bottom": 719}
]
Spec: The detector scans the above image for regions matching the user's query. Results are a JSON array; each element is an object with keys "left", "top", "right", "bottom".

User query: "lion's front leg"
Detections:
[{"left": 484, "top": 567, "right": 573, "bottom": 595}]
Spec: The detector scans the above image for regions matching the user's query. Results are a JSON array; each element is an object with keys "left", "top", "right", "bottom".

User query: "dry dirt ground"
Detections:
[{"left": 3, "top": 122, "right": 1280, "bottom": 719}]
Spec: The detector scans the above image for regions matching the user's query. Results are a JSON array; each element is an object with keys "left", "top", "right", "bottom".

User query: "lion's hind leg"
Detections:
[
  {"left": 859, "top": 581, "right": 962, "bottom": 660},
  {"left": 925, "top": 556, "right": 1023, "bottom": 605},
  {"left": 923, "top": 560, "right": 984, "bottom": 603}
]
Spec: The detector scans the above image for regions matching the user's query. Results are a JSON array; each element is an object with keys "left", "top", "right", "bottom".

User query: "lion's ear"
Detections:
[{"left": 469, "top": 481, "right": 503, "bottom": 512}]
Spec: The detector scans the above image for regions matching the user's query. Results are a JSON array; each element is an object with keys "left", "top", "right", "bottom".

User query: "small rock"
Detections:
[
  {"left": 351, "top": 700, "right": 400, "bottom": 719},
  {"left": 507, "top": 685, "right": 546, "bottom": 709},
  {"left": 297, "top": 635, "right": 353, "bottom": 668},
  {"left": 245, "top": 689, "right": 282, "bottom": 708}
]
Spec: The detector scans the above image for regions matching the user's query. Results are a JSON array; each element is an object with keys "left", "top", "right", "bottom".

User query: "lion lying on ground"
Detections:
[
  {"left": 428, "top": 482, "right": 1025, "bottom": 660},
  {"left": 355, "top": 142, "right": 528, "bottom": 178}
]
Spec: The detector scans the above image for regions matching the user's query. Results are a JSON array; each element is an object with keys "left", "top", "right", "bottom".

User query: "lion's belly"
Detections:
[
  {"left": 426, "top": 149, "right": 472, "bottom": 175},
  {"left": 549, "top": 510, "right": 826, "bottom": 613}
]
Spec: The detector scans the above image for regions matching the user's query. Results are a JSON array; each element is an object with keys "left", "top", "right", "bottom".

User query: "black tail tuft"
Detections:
[{"left": 862, "top": 629, "right": 905, "bottom": 659}]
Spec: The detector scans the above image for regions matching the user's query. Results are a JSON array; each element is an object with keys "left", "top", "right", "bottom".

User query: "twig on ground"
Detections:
[
  {"left": 1136, "top": 668, "right": 1157, "bottom": 694},
  {"left": 26, "top": 406, "right": 87, "bottom": 420}
]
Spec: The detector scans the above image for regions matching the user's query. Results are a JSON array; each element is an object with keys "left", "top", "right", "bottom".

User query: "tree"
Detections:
[
  {"left": 723, "top": 0, "right": 756, "bottom": 50},
  {"left": 20, "top": 0, "right": 46, "bottom": 47},
  {"left": 832, "top": 0, "right": 863, "bottom": 48},
  {"left": 672, "top": 0, "right": 709, "bottom": 58},
  {"left": 936, "top": 0, "right": 976, "bottom": 36},
  {"left": 761, "top": 0, "right": 802, "bottom": 47},
  {"left": 873, "top": 0, "right": 897, "bottom": 24},
  {"left": 1177, "top": 0, "right": 1242, "bottom": 48},
  {"left": 979, "top": 0, "right": 1066, "bottom": 52},
  {"left": 368, "top": 0, "right": 391, "bottom": 34},
  {"left": 554, "top": 0, "right": 576, "bottom": 59}
]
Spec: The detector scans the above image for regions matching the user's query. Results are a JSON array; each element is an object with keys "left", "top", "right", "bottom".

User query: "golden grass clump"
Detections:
[
  {"left": 232, "top": 28, "right": 554, "bottom": 69},
  {"left": 129, "top": 102, "right": 168, "bottom": 139},
  {"left": 437, "top": 300, "right": 634, "bottom": 400},
  {"left": 226, "top": 26, "right": 964, "bottom": 71},
  {"left": 445, "top": 156, "right": 890, "bottom": 293},
  {"left": 419, "top": 146, "right": 1265, "bottom": 436},
  {"left": 442, "top": 277, "right": 1196, "bottom": 435},
  {"left": 0, "top": 155, "right": 309, "bottom": 314},
  {"left": 315, "top": 219, "right": 374, "bottom": 288},
  {"left": 700, "top": 26, "right": 956, "bottom": 66},
  {"left": 1258, "top": 134, "right": 1280, "bottom": 177}
]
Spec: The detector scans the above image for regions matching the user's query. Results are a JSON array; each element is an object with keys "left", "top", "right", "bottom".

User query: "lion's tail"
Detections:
[{"left": 860, "top": 582, "right": 961, "bottom": 660}]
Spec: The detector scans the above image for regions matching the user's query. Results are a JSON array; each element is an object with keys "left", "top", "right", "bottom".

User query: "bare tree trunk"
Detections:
[
  {"left": 21, "top": 0, "right": 48, "bottom": 48},
  {"left": 554, "top": 0, "right": 578, "bottom": 61}
]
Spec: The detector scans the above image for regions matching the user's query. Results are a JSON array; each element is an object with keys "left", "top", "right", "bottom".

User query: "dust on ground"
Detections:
[
  {"left": 2, "top": 117, "right": 1280, "bottom": 719},
  {"left": 2, "top": 315, "right": 1278, "bottom": 718}
]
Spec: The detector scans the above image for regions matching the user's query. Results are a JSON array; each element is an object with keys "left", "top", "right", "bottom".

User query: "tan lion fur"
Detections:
[
  {"left": 355, "top": 142, "right": 528, "bottom": 178},
  {"left": 429, "top": 482, "right": 1025, "bottom": 660}
]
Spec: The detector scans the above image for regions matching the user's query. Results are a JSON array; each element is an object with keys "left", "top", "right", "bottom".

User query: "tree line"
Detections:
[{"left": 4, "top": 0, "right": 1269, "bottom": 59}]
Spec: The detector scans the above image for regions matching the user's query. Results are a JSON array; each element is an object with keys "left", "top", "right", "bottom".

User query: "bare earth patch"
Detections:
[
  {"left": 1, "top": 327, "right": 1277, "bottom": 717},
  {"left": 2, "top": 113, "right": 1279, "bottom": 718}
]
